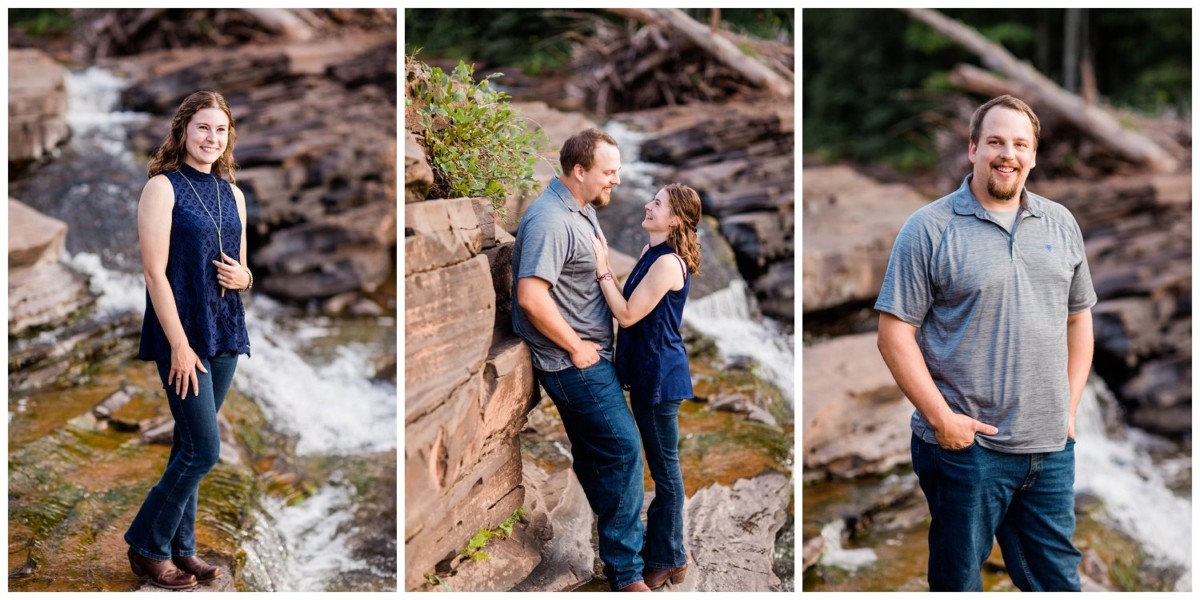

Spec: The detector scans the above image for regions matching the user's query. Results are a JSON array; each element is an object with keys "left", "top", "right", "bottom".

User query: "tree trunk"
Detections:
[
  {"left": 903, "top": 7, "right": 1180, "bottom": 173},
  {"left": 607, "top": 7, "right": 793, "bottom": 98}
]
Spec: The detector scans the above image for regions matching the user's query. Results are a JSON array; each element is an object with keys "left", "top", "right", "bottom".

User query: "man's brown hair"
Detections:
[
  {"left": 969, "top": 95, "right": 1041, "bottom": 150},
  {"left": 559, "top": 128, "right": 618, "bottom": 176}
]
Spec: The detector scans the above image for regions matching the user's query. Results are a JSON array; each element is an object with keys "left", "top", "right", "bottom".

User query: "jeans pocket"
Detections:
[{"left": 940, "top": 440, "right": 977, "bottom": 455}]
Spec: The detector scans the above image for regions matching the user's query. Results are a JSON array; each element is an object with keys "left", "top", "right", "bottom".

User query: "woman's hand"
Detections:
[
  {"left": 170, "top": 343, "right": 209, "bottom": 399},
  {"left": 212, "top": 252, "right": 249, "bottom": 290},
  {"left": 591, "top": 230, "right": 611, "bottom": 275}
]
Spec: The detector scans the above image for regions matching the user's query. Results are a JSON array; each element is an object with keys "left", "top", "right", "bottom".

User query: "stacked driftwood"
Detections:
[
  {"left": 73, "top": 8, "right": 396, "bottom": 61},
  {"left": 564, "top": 8, "right": 793, "bottom": 116}
]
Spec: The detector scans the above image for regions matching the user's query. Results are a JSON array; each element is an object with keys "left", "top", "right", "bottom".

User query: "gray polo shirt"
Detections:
[
  {"left": 876, "top": 175, "right": 1097, "bottom": 453},
  {"left": 512, "top": 178, "right": 613, "bottom": 372}
]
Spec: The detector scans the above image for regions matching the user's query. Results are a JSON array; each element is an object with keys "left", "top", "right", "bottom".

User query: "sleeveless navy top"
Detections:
[
  {"left": 139, "top": 163, "right": 251, "bottom": 361},
  {"left": 614, "top": 242, "right": 692, "bottom": 404}
]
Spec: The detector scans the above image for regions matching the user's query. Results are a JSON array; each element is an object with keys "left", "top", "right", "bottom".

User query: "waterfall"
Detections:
[{"left": 1073, "top": 380, "right": 1192, "bottom": 590}]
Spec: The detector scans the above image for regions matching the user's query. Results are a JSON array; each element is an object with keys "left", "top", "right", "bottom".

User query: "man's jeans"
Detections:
[
  {"left": 631, "top": 396, "right": 686, "bottom": 570},
  {"left": 125, "top": 352, "right": 238, "bottom": 561},
  {"left": 536, "top": 358, "right": 645, "bottom": 590},
  {"left": 911, "top": 434, "right": 1081, "bottom": 591}
]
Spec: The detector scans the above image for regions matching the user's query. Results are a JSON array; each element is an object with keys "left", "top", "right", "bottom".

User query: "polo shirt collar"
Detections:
[
  {"left": 548, "top": 177, "right": 587, "bottom": 213},
  {"left": 952, "top": 174, "right": 1044, "bottom": 219}
]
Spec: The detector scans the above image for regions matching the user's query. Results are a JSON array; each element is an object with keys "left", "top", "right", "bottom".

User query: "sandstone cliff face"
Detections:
[{"left": 403, "top": 139, "right": 539, "bottom": 590}]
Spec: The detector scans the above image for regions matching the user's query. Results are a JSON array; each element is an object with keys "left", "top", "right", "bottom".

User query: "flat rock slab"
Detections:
[
  {"left": 680, "top": 471, "right": 791, "bottom": 592},
  {"left": 802, "top": 332, "right": 914, "bottom": 479},
  {"left": 802, "top": 165, "right": 929, "bottom": 313},
  {"left": 8, "top": 49, "right": 69, "bottom": 163}
]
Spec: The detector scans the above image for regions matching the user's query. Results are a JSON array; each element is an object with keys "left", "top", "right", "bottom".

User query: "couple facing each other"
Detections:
[{"left": 511, "top": 128, "right": 702, "bottom": 592}]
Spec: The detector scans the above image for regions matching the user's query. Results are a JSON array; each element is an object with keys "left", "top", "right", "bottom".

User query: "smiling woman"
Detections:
[{"left": 125, "top": 90, "right": 252, "bottom": 590}]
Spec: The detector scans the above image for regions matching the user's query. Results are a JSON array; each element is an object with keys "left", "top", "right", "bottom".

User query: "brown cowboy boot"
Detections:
[
  {"left": 619, "top": 580, "right": 652, "bottom": 591},
  {"left": 173, "top": 555, "right": 222, "bottom": 582},
  {"left": 128, "top": 547, "right": 197, "bottom": 589},
  {"left": 644, "top": 564, "right": 688, "bottom": 590}
]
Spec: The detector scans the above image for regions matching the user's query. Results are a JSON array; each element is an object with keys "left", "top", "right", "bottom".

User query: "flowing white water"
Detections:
[
  {"left": 1073, "top": 381, "right": 1192, "bottom": 590},
  {"left": 818, "top": 519, "right": 878, "bottom": 571},
  {"left": 683, "top": 281, "right": 795, "bottom": 404}
]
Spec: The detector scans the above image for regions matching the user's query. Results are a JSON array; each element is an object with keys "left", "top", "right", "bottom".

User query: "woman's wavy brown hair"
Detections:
[
  {"left": 147, "top": 90, "right": 237, "bottom": 183},
  {"left": 663, "top": 183, "right": 702, "bottom": 275}
]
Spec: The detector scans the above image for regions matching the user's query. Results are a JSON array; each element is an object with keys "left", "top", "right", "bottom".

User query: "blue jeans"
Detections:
[
  {"left": 631, "top": 395, "right": 686, "bottom": 570},
  {"left": 911, "top": 434, "right": 1081, "bottom": 591},
  {"left": 125, "top": 352, "right": 238, "bottom": 561},
  {"left": 535, "top": 358, "right": 645, "bottom": 590}
]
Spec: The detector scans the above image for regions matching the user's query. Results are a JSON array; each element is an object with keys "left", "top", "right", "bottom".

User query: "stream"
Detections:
[
  {"left": 804, "top": 378, "right": 1191, "bottom": 591},
  {"left": 10, "top": 67, "right": 397, "bottom": 591}
]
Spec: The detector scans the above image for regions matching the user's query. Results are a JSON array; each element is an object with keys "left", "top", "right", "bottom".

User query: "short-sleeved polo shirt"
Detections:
[
  {"left": 511, "top": 178, "right": 613, "bottom": 372},
  {"left": 876, "top": 175, "right": 1097, "bottom": 453}
]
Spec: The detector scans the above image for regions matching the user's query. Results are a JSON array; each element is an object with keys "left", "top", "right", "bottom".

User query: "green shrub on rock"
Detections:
[{"left": 405, "top": 55, "right": 546, "bottom": 215}]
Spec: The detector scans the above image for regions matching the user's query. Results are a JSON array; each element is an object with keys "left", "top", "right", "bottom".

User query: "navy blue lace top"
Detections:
[
  {"left": 139, "top": 163, "right": 251, "bottom": 361},
  {"left": 614, "top": 242, "right": 692, "bottom": 404}
]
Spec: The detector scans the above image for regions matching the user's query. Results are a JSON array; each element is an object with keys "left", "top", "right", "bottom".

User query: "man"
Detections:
[
  {"left": 875, "top": 95, "right": 1096, "bottom": 592},
  {"left": 511, "top": 128, "right": 649, "bottom": 592}
]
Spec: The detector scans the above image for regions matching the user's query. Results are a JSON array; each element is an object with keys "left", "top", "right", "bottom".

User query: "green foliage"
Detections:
[
  {"left": 458, "top": 506, "right": 529, "bottom": 563},
  {"left": 405, "top": 9, "right": 577, "bottom": 74},
  {"left": 405, "top": 9, "right": 792, "bottom": 72},
  {"left": 10, "top": 9, "right": 74, "bottom": 37},
  {"left": 406, "top": 56, "right": 546, "bottom": 215}
]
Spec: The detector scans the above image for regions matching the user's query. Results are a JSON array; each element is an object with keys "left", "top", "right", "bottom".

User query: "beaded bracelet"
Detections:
[{"left": 596, "top": 272, "right": 613, "bottom": 282}]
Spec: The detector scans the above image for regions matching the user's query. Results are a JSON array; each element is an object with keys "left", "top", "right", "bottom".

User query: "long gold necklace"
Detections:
[{"left": 180, "top": 169, "right": 226, "bottom": 297}]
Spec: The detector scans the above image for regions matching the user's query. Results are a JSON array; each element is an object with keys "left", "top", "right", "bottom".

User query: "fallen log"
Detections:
[
  {"left": 615, "top": 8, "right": 793, "bottom": 98},
  {"left": 904, "top": 8, "right": 1180, "bottom": 173}
]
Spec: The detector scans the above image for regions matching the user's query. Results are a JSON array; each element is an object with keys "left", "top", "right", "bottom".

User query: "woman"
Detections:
[
  {"left": 591, "top": 183, "right": 702, "bottom": 590},
  {"left": 125, "top": 90, "right": 252, "bottom": 589}
]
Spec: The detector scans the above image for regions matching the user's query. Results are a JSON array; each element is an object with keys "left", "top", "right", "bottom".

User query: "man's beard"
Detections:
[
  {"left": 987, "top": 165, "right": 1021, "bottom": 201},
  {"left": 591, "top": 190, "right": 611, "bottom": 207}
]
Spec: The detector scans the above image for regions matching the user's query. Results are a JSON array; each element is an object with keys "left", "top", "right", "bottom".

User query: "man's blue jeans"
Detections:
[
  {"left": 535, "top": 358, "right": 645, "bottom": 591},
  {"left": 911, "top": 433, "right": 1081, "bottom": 591},
  {"left": 631, "top": 395, "right": 686, "bottom": 571},
  {"left": 125, "top": 352, "right": 238, "bottom": 561}
]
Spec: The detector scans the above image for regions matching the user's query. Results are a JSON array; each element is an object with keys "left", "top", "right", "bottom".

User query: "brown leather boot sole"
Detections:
[
  {"left": 173, "top": 555, "right": 222, "bottom": 583},
  {"left": 644, "top": 564, "right": 688, "bottom": 590},
  {"left": 128, "top": 548, "right": 197, "bottom": 590}
]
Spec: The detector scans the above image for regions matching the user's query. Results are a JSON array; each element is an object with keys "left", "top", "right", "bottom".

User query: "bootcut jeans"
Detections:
[
  {"left": 125, "top": 352, "right": 238, "bottom": 561},
  {"left": 535, "top": 358, "right": 645, "bottom": 591},
  {"left": 911, "top": 433, "right": 1081, "bottom": 591},
  {"left": 631, "top": 394, "right": 687, "bottom": 571}
]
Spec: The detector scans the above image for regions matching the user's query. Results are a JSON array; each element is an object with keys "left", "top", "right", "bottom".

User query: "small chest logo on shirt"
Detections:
[{"left": 1044, "top": 244, "right": 1053, "bottom": 253}]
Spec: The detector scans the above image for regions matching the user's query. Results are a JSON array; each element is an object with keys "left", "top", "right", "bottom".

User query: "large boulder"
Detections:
[
  {"left": 8, "top": 199, "right": 93, "bottom": 336},
  {"left": 8, "top": 49, "right": 69, "bottom": 164},
  {"left": 676, "top": 471, "right": 791, "bottom": 591},
  {"left": 802, "top": 165, "right": 929, "bottom": 313},
  {"left": 802, "top": 332, "right": 914, "bottom": 480}
]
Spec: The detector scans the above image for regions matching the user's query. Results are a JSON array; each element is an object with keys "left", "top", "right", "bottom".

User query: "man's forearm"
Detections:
[
  {"left": 517, "top": 278, "right": 585, "bottom": 354},
  {"left": 1066, "top": 309, "right": 1094, "bottom": 423},
  {"left": 877, "top": 314, "right": 954, "bottom": 430}
]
